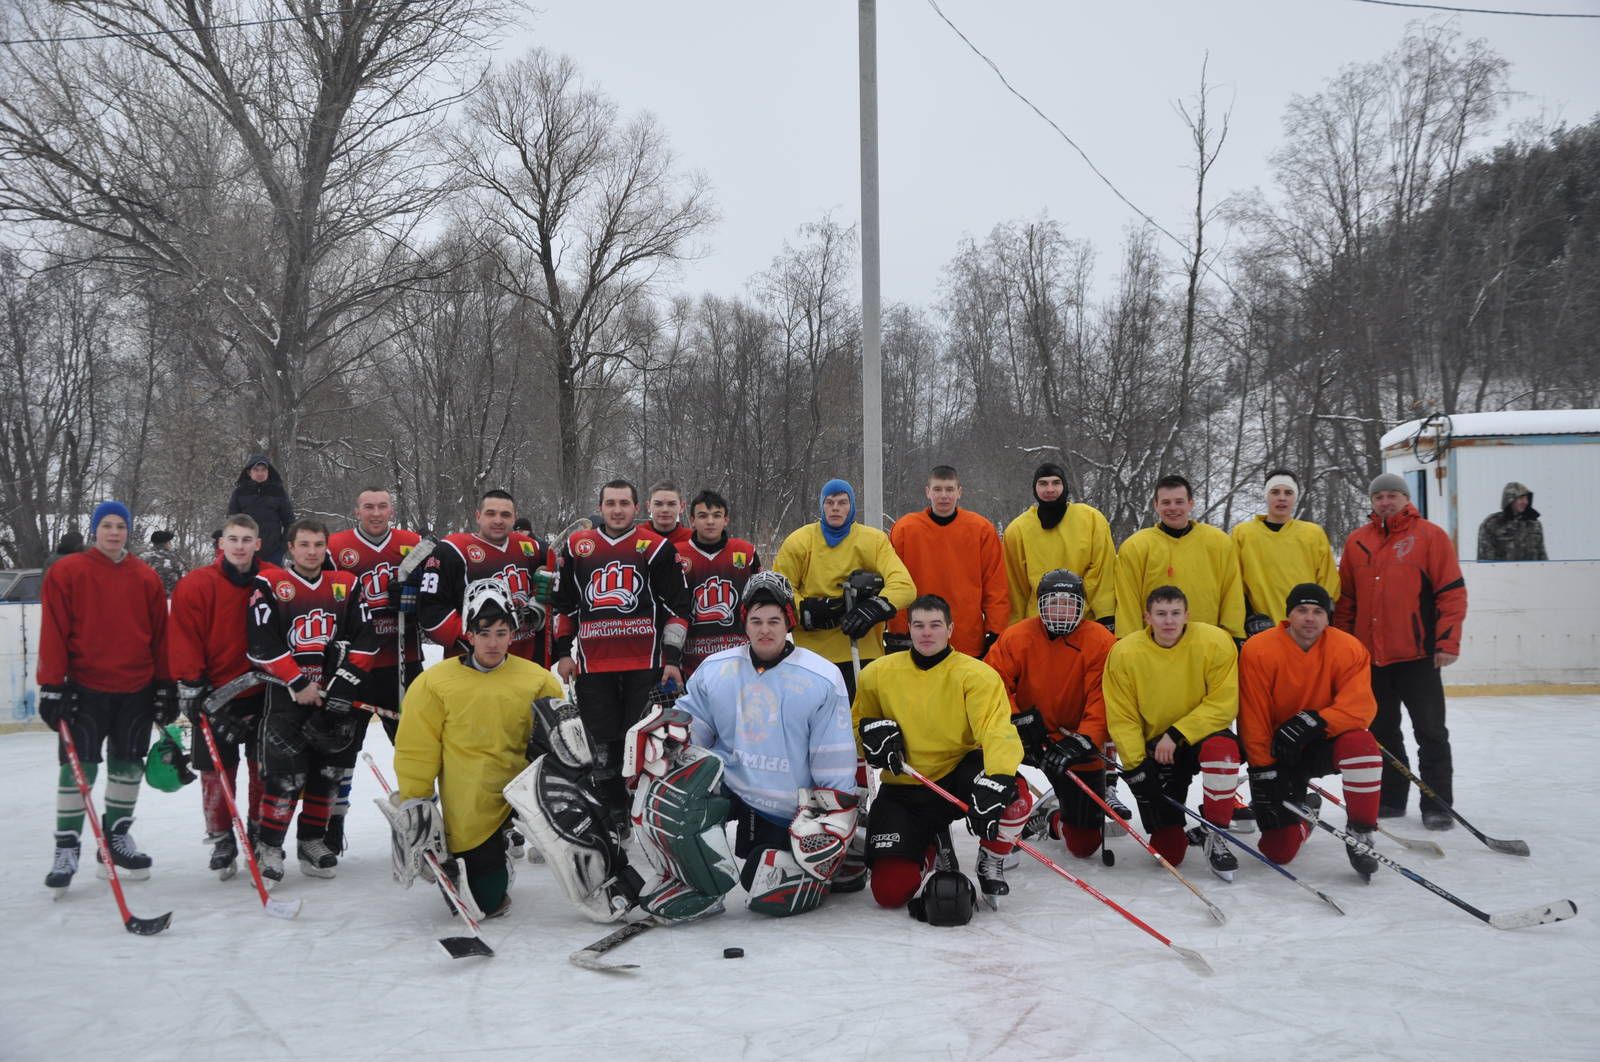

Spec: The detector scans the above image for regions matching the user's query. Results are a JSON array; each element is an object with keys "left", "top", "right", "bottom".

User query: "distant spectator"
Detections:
[
  {"left": 225, "top": 454, "right": 295, "bottom": 565},
  {"left": 144, "top": 530, "right": 187, "bottom": 595},
  {"left": 1477, "top": 482, "right": 1547, "bottom": 562},
  {"left": 512, "top": 517, "right": 534, "bottom": 535},
  {"left": 210, "top": 528, "right": 224, "bottom": 562},
  {"left": 43, "top": 531, "right": 84, "bottom": 579}
]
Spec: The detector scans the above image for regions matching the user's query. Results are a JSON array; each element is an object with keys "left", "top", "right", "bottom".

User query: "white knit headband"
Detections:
[{"left": 1264, "top": 474, "right": 1299, "bottom": 497}]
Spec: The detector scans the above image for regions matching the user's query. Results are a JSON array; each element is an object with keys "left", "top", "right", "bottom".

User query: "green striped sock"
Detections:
[
  {"left": 102, "top": 759, "right": 143, "bottom": 831},
  {"left": 56, "top": 762, "right": 97, "bottom": 833}
]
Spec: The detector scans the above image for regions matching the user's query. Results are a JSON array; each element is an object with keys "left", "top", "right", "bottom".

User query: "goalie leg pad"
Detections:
[
  {"left": 742, "top": 848, "right": 829, "bottom": 917},
  {"left": 373, "top": 793, "right": 445, "bottom": 888},
  {"left": 503, "top": 755, "right": 637, "bottom": 923},
  {"left": 632, "top": 748, "right": 738, "bottom": 901}
]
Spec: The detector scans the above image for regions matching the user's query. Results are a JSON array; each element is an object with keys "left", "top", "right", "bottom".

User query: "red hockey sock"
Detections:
[
  {"left": 1198, "top": 734, "right": 1241, "bottom": 826},
  {"left": 1062, "top": 824, "right": 1103, "bottom": 859},
  {"left": 869, "top": 857, "right": 923, "bottom": 909},
  {"left": 201, "top": 767, "right": 233, "bottom": 834},
  {"left": 1259, "top": 824, "right": 1310, "bottom": 864},
  {"left": 1151, "top": 825, "right": 1188, "bottom": 865},
  {"left": 1334, "top": 730, "right": 1383, "bottom": 828},
  {"left": 247, "top": 759, "right": 263, "bottom": 826}
]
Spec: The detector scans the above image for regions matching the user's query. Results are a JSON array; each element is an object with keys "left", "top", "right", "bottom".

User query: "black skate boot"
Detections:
[
  {"left": 46, "top": 831, "right": 81, "bottom": 892},
  {"left": 206, "top": 830, "right": 239, "bottom": 880},
  {"left": 1347, "top": 825, "right": 1379, "bottom": 882},
  {"left": 97, "top": 818, "right": 152, "bottom": 880}
]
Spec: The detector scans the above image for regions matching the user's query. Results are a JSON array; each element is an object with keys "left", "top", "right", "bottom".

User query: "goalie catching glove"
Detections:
[{"left": 788, "top": 786, "right": 860, "bottom": 882}]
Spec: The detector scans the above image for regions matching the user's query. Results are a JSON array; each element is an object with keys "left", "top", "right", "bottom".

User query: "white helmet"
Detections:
[{"left": 463, "top": 576, "right": 518, "bottom": 630}]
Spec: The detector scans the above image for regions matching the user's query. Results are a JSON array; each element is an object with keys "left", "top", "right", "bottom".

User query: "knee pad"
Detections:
[
  {"left": 1062, "top": 824, "right": 1103, "bottom": 859},
  {"left": 1151, "top": 825, "right": 1188, "bottom": 865},
  {"left": 868, "top": 856, "right": 922, "bottom": 909},
  {"left": 1259, "top": 823, "right": 1310, "bottom": 864}
]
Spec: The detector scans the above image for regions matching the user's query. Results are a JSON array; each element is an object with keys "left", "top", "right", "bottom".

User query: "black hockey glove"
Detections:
[
  {"left": 151, "top": 681, "right": 179, "bottom": 726},
  {"left": 1271, "top": 710, "right": 1327, "bottom": 764},
  {"left": 203, "top": 701, "right": 251, "bottom": 746},
  {"left": 858, "top": 717, "right": 905, "bottom": 774},
  {"left": 979, "top": 630, "right": 1000, "bottom": 659},
  {"left": 1121, "top": 760, "right": 1165, "bottom": 803},
  {"left": 882, "top": 631, "right": 912, "bottom": 654},
  {"left": 1245, "top": 613, "right": 1275, "bottom": 638},
  {"left": 177, "top": 681, "right": 210, "bottom": 724},
  {"left": 1011, "top": 708, "right": 1051, "bottom": 760},
  {"left": 841, "top": 596, "right": 897, "bottom": 640},
  {"left": 1247, "top": 766, "right": 1293, "bottom": 831},
  {"left": 1039, "top": 731, "right": 1099, "bottom": 775},
  {"left": 303, "top": 706, "right": 363, "bottom": 755},
  {"left": 37, "top": 684, "right": 77, "bottom": 729},
  {"left": 1095, "top": 616, "right": 1115, "bottom": 634},
  {"left": 966, "top": 773, "right": 1016, "bottom": 841},
  {"left": 800, "top": 596, "right": 846, "bottom": 632}
]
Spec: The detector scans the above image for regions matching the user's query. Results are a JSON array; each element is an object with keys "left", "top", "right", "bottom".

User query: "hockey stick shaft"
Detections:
[
  {"left": 1306, "top": 780, "right": 1443, "bottom": 857},
  {"left": 1160, "top": 792, "right": 1348, "bottom": 915},
  {"left": 903, "top": 765, "right": 1210, "bottom": 973},
  {"left": 58, "top": 724, "right": 171, "bottom": 934},
  {"left": 1058, "top": 767, "right": 1226, "bottom": 924},
  {"left": 1376, "top": 745, "right": 1529, "bottom": 855},
  {"left": 361, "top": 752, "right": 489, "bottom": 940},
  {"left": 1283, "top": 803, "right": 1570, "bottom": 929},
  {"left": 197, "top": 715, "right": 300, "bottom": 918}
]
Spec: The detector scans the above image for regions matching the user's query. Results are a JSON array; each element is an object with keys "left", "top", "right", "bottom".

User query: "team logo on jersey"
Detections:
[
  {"left": 359, "top": 562, "right": 394, "bottom": 603},
  {"left": 467, "top": 545, "right": 486, "bottom": 563},
  {"left": 333, "top": 583, "right": 347, "bottom": 601},
  {"left": 635, "top": 539, "right": 649, "bottom": 554},
  {"left": 586, "top": 560, "right": 641, "bottom": 611},
  {"left": 274, "top": 581, "right": 296, "bottom": 602},
  {"left": 495, "top": 563, "right": 531, "bottom": 598},
  {"left": 289, "top": 608, "right": 337, "bottom": 652},
  {"left": 520, "top": 540, "right": 536, "bottom": 557},
  {"left": 338, "top": 548, "right": 360, "bottom": 568},
  {"left": 732, "top": 551, "right": 748, "bottom": 569},
  {"left": 693, "top": 577, "right": 738, "bottom": 627},
  {"left": 678, "top": 553, "right": 693, "bottom": 575},
  {"left": 399, "top": 544, "right": 412, "bottom": 557},
  {"left": 574, "top": 537, "right": 595, "bottom": 558}
]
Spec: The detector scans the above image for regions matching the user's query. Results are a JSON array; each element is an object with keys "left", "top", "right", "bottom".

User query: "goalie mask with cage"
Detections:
[
  {"left": 740, "top": 569, "right": 797, "bottom": 628},
  {"left": 1037, "top": 569, "right": 1086, "bottom": 636},
  {"left": 464, "top": 576, "right": 518, "bottom": 631}
]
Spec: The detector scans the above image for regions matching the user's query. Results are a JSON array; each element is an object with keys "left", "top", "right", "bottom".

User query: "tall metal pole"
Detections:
[{"left": 858, "top": 0, "right": 884, "bottom": 529}]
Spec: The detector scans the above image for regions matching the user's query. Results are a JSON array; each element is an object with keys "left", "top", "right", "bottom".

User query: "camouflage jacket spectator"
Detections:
[
  {"left": 144, "top": 546, "right": 187, "bottom": 594},
  {"left": 1477, "top": 481, "right": 1547, "bottom": 562}
]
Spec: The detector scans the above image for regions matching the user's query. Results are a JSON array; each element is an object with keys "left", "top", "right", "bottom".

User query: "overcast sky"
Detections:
[{"left": 500, "top": 0, "right": 1600, "bottom": 306}]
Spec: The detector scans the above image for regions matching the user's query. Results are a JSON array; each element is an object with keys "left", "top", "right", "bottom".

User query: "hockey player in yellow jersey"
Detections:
[
  {"left": 1114, "top": 474, "right": 1245, "bottom": 641},
  {"left": 1003, "top": 462, "right": 1117, "bottom": 628},
  {"left": 1103, "top": 585, "right": 1243, "bottom": 881},
  {"left": 1230, "top": 469, "right": 1339, "bottom": 631},
  {"left": 854, "top": 595, "right": 1029, "bottom": 919}
]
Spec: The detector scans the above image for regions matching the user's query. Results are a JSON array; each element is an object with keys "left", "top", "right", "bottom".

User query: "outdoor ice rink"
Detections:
[{"left": 2, "top": 692, "right": 1594, "bottom": 1061}]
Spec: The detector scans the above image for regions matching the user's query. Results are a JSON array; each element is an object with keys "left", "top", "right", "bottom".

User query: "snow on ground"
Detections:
[{"left": 2, "top": 695, "right": 1596, "bottom": 1061}]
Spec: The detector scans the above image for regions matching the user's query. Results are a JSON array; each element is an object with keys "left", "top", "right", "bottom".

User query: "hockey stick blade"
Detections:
[
  {"left": 439, "top": 935, "right": 495, "bottom": 959},
  {"left": 125, "top": 911, "right": 173, "bottom": 936},
  {"left": 1172, "top": 945, "right": 1214, "bottom": 976},
  {"left": 264, "top": 896, "right": 302, "bottom": 920},
  {"left": 1482, "top": 837, "right": 1532, "bottom": 857},
  {"left": 1305, "top": 782, "right": 1444, "bottom": 858},
  {"left": 570, "top": 921, "right": 652, "bottom": 972},
  {"left": 1377, "top": 746, "right": 1530, "bottom": 856},
  {"left": 1488, "top": 900, "right": 1578, "bottom": 931}
]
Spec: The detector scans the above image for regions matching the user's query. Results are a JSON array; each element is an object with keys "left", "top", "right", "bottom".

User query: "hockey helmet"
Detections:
[
  {"left": 740, "top": 570, "right": 798, "bottom": 629},
  {"left": 463, "top": 576, "right": 518, "bottom": 631},
  {"left": 144, "top": 724, "right": 196, "bottom": 792},
  {"left": 909, "top": 870, "right": 977, "bottom": 927},
  {"left": 1037, "top": 569, "right": 1086, "bottom": 636}
]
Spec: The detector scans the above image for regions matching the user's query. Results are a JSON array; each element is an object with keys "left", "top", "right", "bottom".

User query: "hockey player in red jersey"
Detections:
[
  {"left": 168, "top": 513, "right": 271, "bottom": 878},
  {"left": 416, "top": 489, "right": 554, "bottom": 666},
  {"left": 246, "top": 519, "right": 379, "bottom": 885},
  {"left": 325, "top": 486, "right": 423, "bottom": 849},
  {"left": 676, "top": 489, "right": 763, "bottom": 676},
  {"left": 552, "top": 480, "right": 692, "bottom": 832}
]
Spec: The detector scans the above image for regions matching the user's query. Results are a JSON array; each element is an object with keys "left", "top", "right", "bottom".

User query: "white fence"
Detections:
[{"left": 1, "top": 603, "right": 42, "bottom": 723}]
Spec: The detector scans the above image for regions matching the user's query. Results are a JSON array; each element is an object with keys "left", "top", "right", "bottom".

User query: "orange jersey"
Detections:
[
  {"left": 1238, "top": 624, "right": 1377, "bottom": 767},
  {"left": 886, "top": 508, "right": 1009, "bottom": 656},
  {"left": 983, "top": 616, "right": 1111, "bottom": 747}
]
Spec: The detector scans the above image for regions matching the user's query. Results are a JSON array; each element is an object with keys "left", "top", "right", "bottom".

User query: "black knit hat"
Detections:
[{"left": 1285, "top": 582, "right": 1333, "bottom": 616}]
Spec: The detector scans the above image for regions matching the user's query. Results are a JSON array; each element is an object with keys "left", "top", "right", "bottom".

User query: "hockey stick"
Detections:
[
  {"left": 904, "top": 765, "right": 1212, "bottom": 975},
  {"left": 362, "top": 753, "right": 494, "bottom": 959},
  {"left": 393, "top": 536, "right": 437, "bottom": 699},
  {"left": 570, "top": 919, "right": 654, "bottom": 972},
  {"left": 1283, "top": 804, "right": 1574, "bottom": 929},
  {"left": 1376, "top": 745, "right": 1530, "bottom": 856},
  {"left": 1161, "top": 795, "right": 1348, "bottom": 916},
  {"left": 196, "top": 715, "right": 303, "bottom": 920},
  {"left": 56, "top": 725, "right": 172, "bottom": 934},
  {"left": 1306, "top": 780, "right": 1444, "bottom": 858},
  {"left": 205, "top": 671, "right": 398, "bottom": 721},
  {"left": 1058, "top": 769, "right": 1227, "bottom": 925}
]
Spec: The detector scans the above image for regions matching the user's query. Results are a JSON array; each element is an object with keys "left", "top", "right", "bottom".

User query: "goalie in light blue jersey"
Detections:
[{"left": 621, "top": 570, "right": 864, "bottom": 919}]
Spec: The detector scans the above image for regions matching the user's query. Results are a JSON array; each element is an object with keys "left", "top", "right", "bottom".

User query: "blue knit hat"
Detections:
[{"left": 90, "top": 500, "right": 132, "bottom": 537}]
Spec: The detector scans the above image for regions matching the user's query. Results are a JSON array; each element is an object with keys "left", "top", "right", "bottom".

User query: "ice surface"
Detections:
[{"left": 2, "top": 695, "right": 1595, "bottom": 1061}]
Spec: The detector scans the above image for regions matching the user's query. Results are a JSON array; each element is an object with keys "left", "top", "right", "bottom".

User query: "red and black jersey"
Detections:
[
  {"left": 168, "top": 557, "right": 265, "bottom": 688},
  {"left": 553, "top": 525, "right": 691, "bottom": 674},
  {"left": 675, "top": 534, "right": 762, "bottom": 674},
  {"left": 416, "top": 531, "right": 553, "bottom": 663},
  {"left": 328, "top": 526, "right": 423, "bottom": 669},
  {"left": 639, "top": 521, "right": 693, "bottom": 547},
  {"left": 246, "top": 566, "right": 377, "bottom": 695}
]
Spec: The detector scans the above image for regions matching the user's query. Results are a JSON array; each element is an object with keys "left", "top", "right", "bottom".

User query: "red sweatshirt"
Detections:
[
  {"left": 38, "top": 547, "right": 169, "bottom": 692},
  {"left": 168, "top": 558, "right": 267, "bottom": 687}
]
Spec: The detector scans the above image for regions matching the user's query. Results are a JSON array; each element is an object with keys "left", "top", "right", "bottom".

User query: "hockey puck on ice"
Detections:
[{"left": 722, "top": 947, "right": 744, "bottom": 959}]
